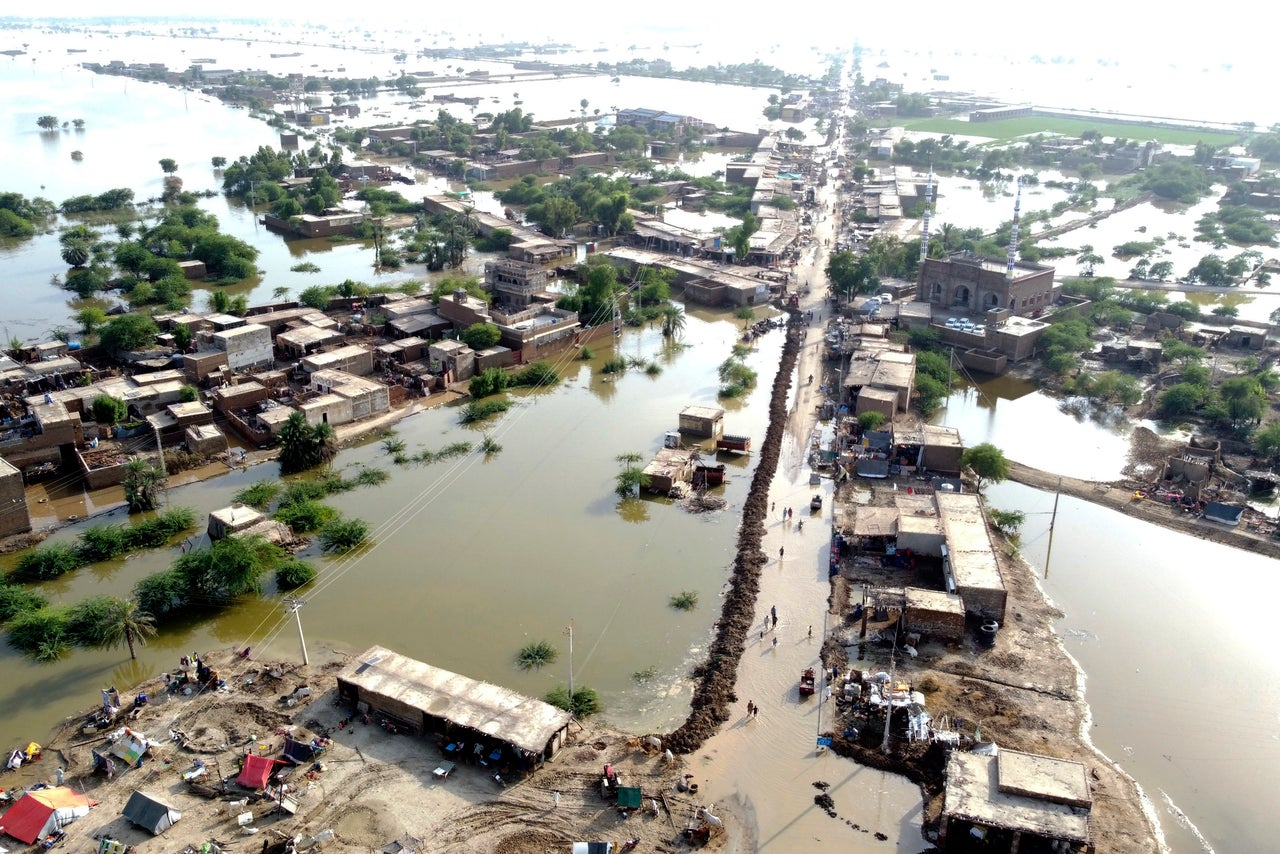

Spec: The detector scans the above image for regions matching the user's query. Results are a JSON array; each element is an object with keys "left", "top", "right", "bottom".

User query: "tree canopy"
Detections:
[{"left": 960, "top": 443, "right": 1011, "bottom": 491}]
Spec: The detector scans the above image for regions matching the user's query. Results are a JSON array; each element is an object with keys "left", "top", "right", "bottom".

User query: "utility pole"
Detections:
[
  {"left": 153, "top": 426, "right": 167, "bottom": 508},
  {"left": 284, "top": 598, "right": 309, "bottom": 666},
  {"left": 564, "top": 622, "right": 574, "bottom": 706},
  {"left": 881, "top": 652, "right": 896, "bottom": 754},
  {"left": 1043, "top": 477, "right": 1062, "bottom": 579}
]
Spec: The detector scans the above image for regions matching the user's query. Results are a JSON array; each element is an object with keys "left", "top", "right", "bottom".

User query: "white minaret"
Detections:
[
  {"left": 919, "top": 166, "right": 934, "bottom": 264},
  {"left": 1005, "top": 177, "right": 1022, "bottom": 280}
]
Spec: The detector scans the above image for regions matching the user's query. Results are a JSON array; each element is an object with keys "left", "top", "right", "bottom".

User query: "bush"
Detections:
[
  {"left": 352, "top": 467, "right": 389, "bottom": 487},
  {"left": 274, "top": 499, "right": 337, "bottom": 534},
  {"left": 275, "top": 558, "right": 318, "bottom": 590},
  {"left": 10, "top": 543, "right": 82, "bottom": 581},
  {"left": 133, "top": 570, "right": 186, "bottom": 621},
  {"left": 460, "top": 398, "right": 511, "bottom": 423},
  {"left": 513, "top": 361, "right": 558, "bottom": 387},
  {"left": 516, "top": 640, "right": 558, "bottom": 670},
  {"left": 601, "top": 356, "right": 627, "bottom": 374},
  {"left": 7, "top": 607, "right": 69, "bottom": 657},
  {"left": 468, "top": 367, "right": 511, "bottom": 398},
  {"left": 234, "top": 481, "right": 282, "bottom": 509},
  {"left": 461, "top": 322, "right": 502, "bottom": 351},
  {"left": 91, "top": 394, "right": 128, "bottom": 426},
  {"left": 75, "top": 525, "right": 128, "bottom": 563},
  {"left": 578, "top": 346, "right": 594, "bottom": 360},
  {"left": 64, "top": 595, "right": 116, "bottom": 647},
  {"left": 670, "top": 590, "right": 699, "bottom": 611},
  {"left": 545, "top": 685, "right": 601, "bottom": 718},
  {"left": 987, "top": 509, "right": 1026, "bottom": 536},
  {"left": 0, "top": 583, "right": 48, "bottom": 623},
  {"left": 857, "top": 411, "right": 887, "bottom": 432},
  {"left": 320, "top": 518, "right": 369, "bottom": 553}
]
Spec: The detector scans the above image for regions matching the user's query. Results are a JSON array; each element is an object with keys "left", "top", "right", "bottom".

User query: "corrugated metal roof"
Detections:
[{"left": 337, "top": 646, "right": 572, "bottom": 754}]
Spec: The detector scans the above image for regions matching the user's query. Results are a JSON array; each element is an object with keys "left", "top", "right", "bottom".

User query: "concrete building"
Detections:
[
  {"left": 0, "top": 457, "right": 32, "bottom": 538},
  {"left": 937, "top": 491, "right": 1006, "bottom": 621},
  {"left": 484, "top": 259, "right": 548, "bottom": 308},
  {"left": 941, "top": 749, "right": 1091, "bottom": 850},
  {"left": 300, "top": 345, "right": 374, "bottom": 378},
  {"left": 920, "top": 254, "right": 1059, "bottom": 317},
  {"left": 903, "top": 587, "right": 965, "bottom": 644},
  {"left": 212, "top": 324, "right": 273, "bottom": 372},
  {"left": 842, "top": 350, "right": 915, "bottom": 413},
  {"left": 428, "top": 340, "right": 476, "bottom": 383},
  {"left": 305, "top": 370, "right": 391, "bottom": 425},
  {"left": 679, "top": 405, "right": 724, "bottom": 439},
  {"left": 277, "top": 325, "right": 345, "bottom": 358}
]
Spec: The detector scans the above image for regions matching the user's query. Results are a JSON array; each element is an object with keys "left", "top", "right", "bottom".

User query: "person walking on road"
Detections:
[
  {"left": 553, "top": 791, "right": 560, "bottom": 809},
  {"left": 772, "top": 636, "right": 779, "bottom": 651},
  {"left": 779, "top": 546, "right": 785, "bottom": 560}
]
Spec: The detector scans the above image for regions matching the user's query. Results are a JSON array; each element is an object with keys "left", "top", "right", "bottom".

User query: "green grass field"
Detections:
[{"left": 898, "top": 116, "right": 1241, "bottom": 147}]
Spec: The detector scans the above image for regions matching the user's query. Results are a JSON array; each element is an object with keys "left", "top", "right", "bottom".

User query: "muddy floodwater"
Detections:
[
  {"left": 0, "top": 317, "right": 787, "bottom": 743},
  {"left": 989, "top": 479, "right": 1280, "bottom": 854}
]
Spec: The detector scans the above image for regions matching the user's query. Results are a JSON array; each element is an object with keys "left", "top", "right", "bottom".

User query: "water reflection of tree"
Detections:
[{"left": 616, "top": 496, "right": 650, "bottom": 524}]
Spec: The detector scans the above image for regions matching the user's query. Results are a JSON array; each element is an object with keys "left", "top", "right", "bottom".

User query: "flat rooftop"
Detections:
[
  {"left": 936, "top": 492, "right": 1004, "bottom": 592},
  {"left": 944, "top": 752, "right": 1090, "bottom": 843},
  {"left": 998, "top": 749, "right": 1091, "bottom": 808}
]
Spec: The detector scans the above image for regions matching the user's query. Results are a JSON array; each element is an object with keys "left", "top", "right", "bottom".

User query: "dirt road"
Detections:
[{"left": 1004, "top": 459, "right": 1280, "bottom": 560}]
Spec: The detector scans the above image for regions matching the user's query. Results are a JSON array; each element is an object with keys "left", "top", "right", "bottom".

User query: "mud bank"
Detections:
[{"left": 663, "top": 324, "right": 803, "bottom": 754}]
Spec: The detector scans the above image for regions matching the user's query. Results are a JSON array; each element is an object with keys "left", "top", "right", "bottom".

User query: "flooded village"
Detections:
[{"left": 2, "top": 14, "right": 1280, "bottom": 854}]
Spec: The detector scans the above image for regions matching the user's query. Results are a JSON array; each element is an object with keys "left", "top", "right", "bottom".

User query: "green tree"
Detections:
[
  {"left": 96, "top": 597, "right": 157, "bottom": 660},
  {"left": 277, "top": 412, "right": 337, "bottom": 474},
  {"left": 1253, "top": 422, "right": 1280, "bottom": 461},
  {"left": 76, "top": 306, "right": 107, "bottom": 339},
  {"left": 960, "top": 443, "right": 1010, "bottom": 492},
  {"left": 99, "top": 314, "right": 159, "bottom": 352},
  {"left": 826, "top": 250, "right": 879, "bottom": 298},
  {"left": 122, "top": 458, "right": 165, "bottom": 512},
  {"left": 91, "top": 395, "right": 127, "bottom": 426},
  {"left": 1158, "top": 382, "right": 1207, "bottom": 418},
  {"left": 461, "top": 322, "right": 502, "bottom": 350},
  {"left": 529, "top": 195, "right": 580, "bottom": 238},
  {"left": 660, "top": 303, "right": 686, "bottom": 338},
  {"left": 211, "top": 156, "right": 227, "bottom": 168},
  {"left": 37, "top": 115, "right": 58, "bottom": 130},
  {"left": 60, "top": 240, "right": 91, "bottom": 268},
  {"left": 159, "top": 158, "right": 178, "bottom": 174},
  {"left": 857, "top": 411, "right": 887, "bottom": 432},
  {"left": 1220, "top": 375, "right": 1267, "bottom": 426}
]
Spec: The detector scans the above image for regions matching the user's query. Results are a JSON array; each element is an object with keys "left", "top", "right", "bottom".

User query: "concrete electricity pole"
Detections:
[{"left": 284, "top": 598, "right": 309, "bottom": 666}]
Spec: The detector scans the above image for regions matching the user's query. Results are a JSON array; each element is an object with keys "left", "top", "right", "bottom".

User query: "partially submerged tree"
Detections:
[
  {"left": 96, "top": 597, "right": 157, "bottom": 660},
  {"left": 277, "top": 412, "right": 337, "bottom": 474}
]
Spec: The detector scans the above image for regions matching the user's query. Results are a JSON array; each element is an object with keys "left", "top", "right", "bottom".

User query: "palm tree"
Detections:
[
  {"left": 123, "top": 458, "right": 164, "bottom": 511},
  {"left": 660, "top": 304, "right": 686, "bottom": 338},
  {"left": 98, "top": 597, "right": 157, "bottom": 660}
]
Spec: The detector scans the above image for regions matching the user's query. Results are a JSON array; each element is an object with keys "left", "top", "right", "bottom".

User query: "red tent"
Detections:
[
  {"left": 0, "top": 787, "right": 96, "bottom": 844},
  {"left": 235, "top": 754, "right": 281, "bottom": 790}
]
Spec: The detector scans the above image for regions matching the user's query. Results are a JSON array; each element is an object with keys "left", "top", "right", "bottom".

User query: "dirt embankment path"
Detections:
[
  {"left": 662, "top": 324, "right": 804, "bottom": 753},
  {"left": 1004, "top": 459, "right": 1280, "bottom": 560}
]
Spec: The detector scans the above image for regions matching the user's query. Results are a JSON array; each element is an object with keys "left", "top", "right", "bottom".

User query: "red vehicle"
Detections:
[{"left": 799, "top": 668, "right": 816, "bottom": 697}]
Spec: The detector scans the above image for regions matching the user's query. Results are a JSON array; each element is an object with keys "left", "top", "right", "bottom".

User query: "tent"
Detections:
[
  {"left": 110, "top": 730, "right": 153, "bottom": 766},
  {"left": 0, "top": 786, "right": 96, "bottom": 844},
  {"left": 122, "top": 790, "right": 182, "bottom": 835},
  {"left": 236, "top": 753, "right": 281, "bottom": 790},
  {"left": 281, "top": 737, "right": 315, "bottom": 765}
]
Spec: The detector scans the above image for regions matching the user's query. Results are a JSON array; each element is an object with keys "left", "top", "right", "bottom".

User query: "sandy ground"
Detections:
[{"left": 36, "top": 652, "right": 714, "bottom": 854}]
